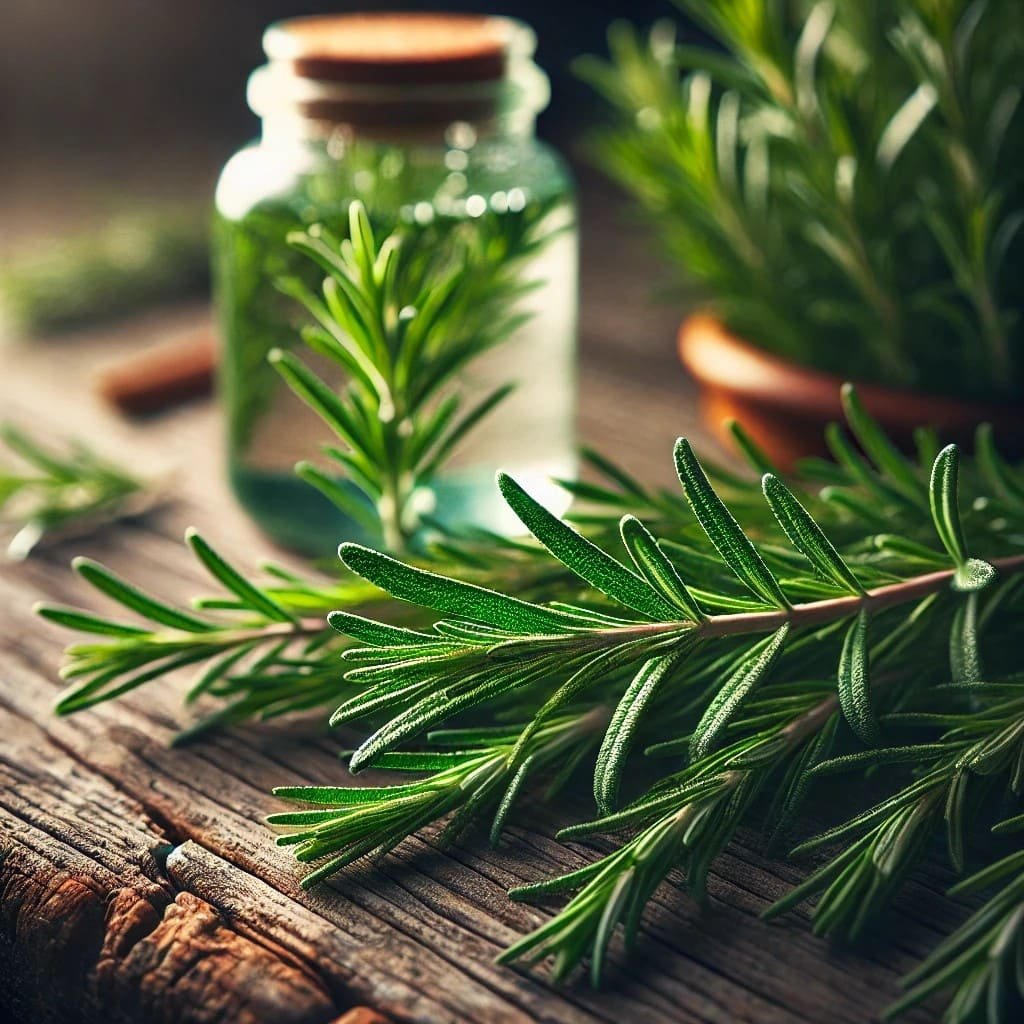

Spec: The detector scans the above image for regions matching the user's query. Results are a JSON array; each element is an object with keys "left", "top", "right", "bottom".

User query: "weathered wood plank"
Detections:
[
  {"left": 0, "top": 704, "right": 338, "bottom": 1024},
  {"left": 1, "top": 530, "right": 948, "bottom": 1024}
]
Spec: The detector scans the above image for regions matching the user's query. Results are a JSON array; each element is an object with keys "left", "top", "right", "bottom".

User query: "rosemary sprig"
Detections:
[
  {"left": 765, "top": 678, "right": 1024, "bottom": 941},
  {"left": 273, "top": 197, "right": 562, "bottom": 551},
  {"left": 36, "top": 391, "right": 1024, "bottom": 1018},
  {"left": 35, "top": 529, "right": 373, "bottom": 740},
  {"left": 0, "top": 423, "right": 150, "bottom": 561},
  {"left": 270, "top": 705, "right": 609, "bottom": 887},
  {"left": 312, "top": 409, "right": 1023, "bottom": 993},
  {"left": 325, "top": 434, "right": 1021, "bottom": 778}
]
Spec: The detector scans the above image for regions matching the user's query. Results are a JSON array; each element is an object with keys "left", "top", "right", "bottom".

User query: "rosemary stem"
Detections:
[
  {"left": 781, "top": 693, "right": 840, "bottom": 747},
  {"left": 376, "top": 454, "right": 404, "bottom": 554},
  {"left": 700, "top": 553, "right": 1024, "bottom": 639},
  {"left": 567, "top": 554, "right": 1024, "bottom": 652},
  {"left": 200, "top": 619, "right": 328, "bottom": 644}
]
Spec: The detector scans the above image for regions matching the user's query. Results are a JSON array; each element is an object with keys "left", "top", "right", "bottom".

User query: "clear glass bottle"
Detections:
[{"left": 214, "top": 13, "right": 577, "bottom": 554}]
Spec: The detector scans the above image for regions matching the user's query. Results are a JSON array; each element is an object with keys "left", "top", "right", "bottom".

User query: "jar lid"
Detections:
[{"left": 263, "top": 13, "right": 521, "bottom": 86}]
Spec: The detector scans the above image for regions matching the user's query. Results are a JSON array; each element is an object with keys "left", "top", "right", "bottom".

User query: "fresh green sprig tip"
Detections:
[
  {"left": 272, "top": 196, "right": 563, "bottom": 551},
  {"left": 0, "top": 423, "right": 148, "bottom": 561}
]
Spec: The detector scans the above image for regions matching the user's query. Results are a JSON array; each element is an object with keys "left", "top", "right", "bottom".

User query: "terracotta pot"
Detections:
[{"left": 678, "top": 313, "right": 1024, "bottom": 470}]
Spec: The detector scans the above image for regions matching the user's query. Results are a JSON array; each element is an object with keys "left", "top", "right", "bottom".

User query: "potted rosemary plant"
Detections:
[{"left": 579, "top": 0, "right": 1023, "bottom": 465}]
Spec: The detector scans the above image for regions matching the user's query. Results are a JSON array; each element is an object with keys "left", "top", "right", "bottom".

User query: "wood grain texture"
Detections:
[{"left": 0, "top": 182, "right": 955, "bottom": 1023}]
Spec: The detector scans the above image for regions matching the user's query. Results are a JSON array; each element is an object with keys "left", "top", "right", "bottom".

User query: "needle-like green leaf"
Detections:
[
  {"left": 294, "top": 462, "right": 380, "bottom": 535},
  {"left": 270, "top": 349, "right": 370, "bottom": 453},
  {"left": 837, "top": 609, "right": 875, "bottom": 743},
  {"left": 327, "top": 609, "right": 436, "bottom": 648},
  {"left": 72, "top": 557, "right": 217, "bottom": 633},
  {"left": 840, "top": 385, "right": 924, "bottom": 505},
  {"left": 725, "top": 419, "right": 779, "bottom": 476},
  {"left": 674, "top": 438, "right": 788, "bottom": 609},
  {"left": 497, "top": 473, "right": 677, "bottom": 620},
  {"left": 34, "top": 604, "right": 151, "bottom": 638},
  {"left": 690, "top": 624, "right": 790, "bottom": 759},
  {"left": 186, "top": 529, "right": 297, "bottom": 624},
  {"left": 618, "top": 515, "right": 705, "bottom": 620},
  {"left": 762, "top": 473, "right": 865, "bottom": 594},
  {"left": 929, "top": 444, "right": 968, "bottom": 566},
  {"left": 419, "top": 385, "right": 516, "bottom": 479},
  {"left": 949, "top": 594, "right": 982, "bottom": 685},
  {"left": 339, "top": 542, "right": 582, "bottom": 633},
  {"left": 594, "top": 652, "right": 685, "bottom": 814}
]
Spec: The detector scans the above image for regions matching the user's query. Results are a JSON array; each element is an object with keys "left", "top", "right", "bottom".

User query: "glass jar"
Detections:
[{"left": 214, "top": 13, "right": 577, "bottom": 555}]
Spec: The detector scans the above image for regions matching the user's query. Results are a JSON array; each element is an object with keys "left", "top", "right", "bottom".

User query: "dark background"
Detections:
[{"left": 1, "top": 1, "right": 703, "bottom": 163}]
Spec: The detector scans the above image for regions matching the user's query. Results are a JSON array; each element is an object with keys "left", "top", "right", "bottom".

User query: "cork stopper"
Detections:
[
  {"left": 263, "top": 13, "right": 514, "bottom": 85},
  {"left": 251, "top": 13, "right": 544, "bottom": 138}
]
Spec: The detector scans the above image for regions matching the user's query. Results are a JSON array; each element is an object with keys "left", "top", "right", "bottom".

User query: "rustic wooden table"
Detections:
[{"left": 0, "top": 183, "right": 955, "bottom": 1023}]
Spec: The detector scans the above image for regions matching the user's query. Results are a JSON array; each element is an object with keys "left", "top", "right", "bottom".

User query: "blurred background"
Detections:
[
  {"left": 1, "top": 0, "right": 690, "bottom": 241},
  {"left": 9, "top": 0, "right": 1014, "bottom": 539},
  {"left": 0, "top": 0, "right": 705, "bottom": 548},
  {"left": 0, "top": 0, "right": 698, "bottom": 413}
]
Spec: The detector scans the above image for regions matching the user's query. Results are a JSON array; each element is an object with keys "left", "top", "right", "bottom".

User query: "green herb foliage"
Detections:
[
  {"left": 38, "top": 395, "right": 1024, "bottom": 1019},
  {"left": 270, "top": 706, "right": 609, "bottom": 888},
  {"left": 886, "top": 817, "right": 1024, "bottom": 1023},
  {"left": 37, "top": 393, "right": 1024, "bottom": 1015},
  {"left": 0, "top": 205, "right": 209, "bottom": 335},
  {"left": 37, "top": 536, "right": 374, "bottom": 742},
  {"left": 273, "top": 198, "right": 560, "bottom": 551},
  {"left": 0, "top": 424, "right": 148, "bottom": 561},
  {"left": 578, "top": 0, "right": 1024, "bottom": 397},
  {"left": 217, "top": 158, "right": 570, "bottom": 555}
]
